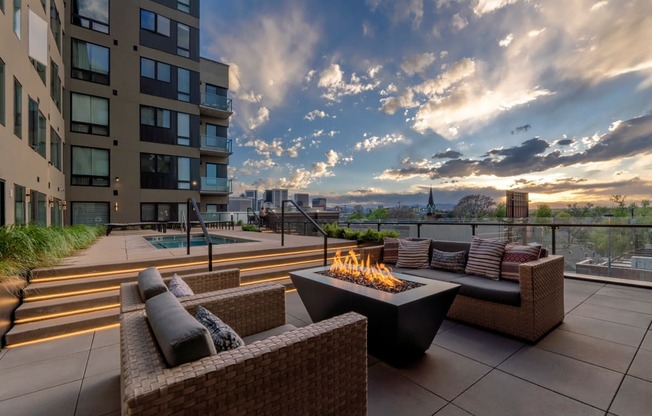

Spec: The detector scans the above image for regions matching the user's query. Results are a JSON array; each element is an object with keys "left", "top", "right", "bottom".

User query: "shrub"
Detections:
[{"left": 241, "top": 224, "right": 261, "bottom": 232}]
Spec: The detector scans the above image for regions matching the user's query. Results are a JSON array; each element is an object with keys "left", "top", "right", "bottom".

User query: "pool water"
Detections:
[{"left": 144, "top": 234, "right": 254, "bottom": 249}]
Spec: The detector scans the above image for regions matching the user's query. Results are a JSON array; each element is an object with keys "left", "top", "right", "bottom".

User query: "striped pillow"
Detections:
[
  {"left": 500, "top": 244, "right": 541, "bottom": 282},
  {"left": 396, "top": 239, "right": 431, "bottom": 269},
  {"left": 464, "top": 237, "right": 508, "bottom": 280},
  {"left": 383, "top": 237, "right": 400, "bottom": 264}
]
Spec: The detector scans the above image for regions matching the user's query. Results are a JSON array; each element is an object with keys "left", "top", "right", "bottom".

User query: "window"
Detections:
[
  {"left": 50, "top": 60, "right": 61, "bottom": 111},
  {"left": 28, "top": 9, "right": 48, "bottom": 84},
  {"left": 140, "top": 10, "right": 170, "bottom": 36},
  {"left": 51, "top": 197, "right": 62, "bottom": 226},
  {"left": 140, "top": 106, "right": 170, "bottom": 128},
  {"left": 50, "top": 0, "right": 61, "bottom": 51},
  {"left": 71, "top": 93, "right": 109, "bottom": 135},
  {"left": 72, "top": 0, "right": 109, "bottom": 34},
  {"left": 72, "top": 39, "right": 109, "bottom": 85},
  {"left": 141, "top": 153, "right": 171, "bottom": 173},
  {"left": 140, "top": 58, "right": 170, "bottom": 82},
  {"left": 177, "top": 112, "right": 190, "bottom": 146},
  {"left": 14, "top": 185, "right": 25, "bottom": 225},
  {"left": 177, "top": 68, "right": 190, "bottom": 101},
  {"left": 28, "top": 98, "right": 47, "bottom": 158},
  {"left": 0, "top": 59, "right": 4, "bottom": 126},
  {"left": 177, "top": 157, "right": 190, "bottom": 189},
  {"left": 177, "top": 23, "right": 190, "bottom": 57},
  {"left": 50, "top": 128, "right": 62, "bottom": 170},
  {"left": 71, "top": 202, "right": 109, "bottom": 225},
  {"left": 141, "top": 203, "right": 178, "bottom": 222},
  {"left": 30, "top": 190, "right": 46, "bottom": 226},
  {"left": 177, "top": 0, "right": 190, "bottom": 13},
  {"left": 71, "top": 146, "right": 109, "bottom": 186},
  {"left": 13, "top": 78, "right": 21, "bottom": 138},
  {"left": 206, "top": 163, "right": 227, "bottom": 179},
  {"left": 13, "top": 0, "right": 20, "bottom": 39}
]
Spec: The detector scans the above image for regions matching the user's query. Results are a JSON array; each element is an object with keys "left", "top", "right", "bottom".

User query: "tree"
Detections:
[
  {"left": 451, "top": 194, "right": 496, "bottom": 219},
  {"left": 535, "top": 203, "right": 552, "bottom": 218},
  {"left": 494, "top": 203, "right": 506, "bottom": 219},
  {"left": 348, "top": 205, "right": 366, "bottom": 220},
  {"left": 367, "top": 207, "right": 389, "bottom": 220},
  {"left": 388, "top": 206, "right": 418, "bottom": 220},
  {"left": 610, "top": 194, "right": 628, "bottom": 217}
]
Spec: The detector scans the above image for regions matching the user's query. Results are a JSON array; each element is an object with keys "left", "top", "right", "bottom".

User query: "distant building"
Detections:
[
  {"left": 425, "top": 186, "right": 436, "bottom": 217},
  {"left": 312, "top": 197, "right": 327, "bottom": 209},
  {"left": 227, "top": 197, "right": 252, "bottom": 212},
  {"left": 506, "top": 191, "right": 529, "bottom": 218},
  {"left": 271, "top": 189, "right": 288, "bottom": 208},
  {"left": 294, "top": 193, "right": 310, "bottom": 208},
  {"left": 245, "top": 190, "right": 259, "bottom": 211}
]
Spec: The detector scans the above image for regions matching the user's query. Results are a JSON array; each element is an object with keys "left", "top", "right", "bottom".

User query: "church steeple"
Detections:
[{"left": 426, "top": 186, "right": 436, "bottom": 216}]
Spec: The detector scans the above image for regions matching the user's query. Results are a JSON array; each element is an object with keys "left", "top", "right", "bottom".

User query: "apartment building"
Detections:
[{"left": 0, "top": 0, "right": 232, "bottom": 227}]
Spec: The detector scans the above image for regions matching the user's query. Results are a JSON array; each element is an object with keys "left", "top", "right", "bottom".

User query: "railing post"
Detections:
[
  {"left": 186, "top": 199, "right": 191, "bottom": 255},
  {"left": 208, "top": 242, "right": 213, "bottom": 271},
  {"left": 551, "top": 225, "right": 557, "bottom": 254},
  {"left": 281, "top": 203, "right": 285, "bottom": 246},
  {"left": 471, "top": 224, "right": 477, "bottom": 236},
  {"left": 323, "top": 234, "right": 328, "bottom": 266},
  {"left": 377, "top": 219, "right": 381, "bottom": 232},
  {"left": 417, "top": 222, "right": 421, "bottom": 238}
]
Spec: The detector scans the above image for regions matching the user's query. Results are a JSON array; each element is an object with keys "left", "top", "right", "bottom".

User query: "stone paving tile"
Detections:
[
  {"left": 564, "top": 279, "right": 605, "bottom": 295},
  {"left": 0, "top": 380, "right": 81, "bottom": 416},
  {"left": 75, "top": 369, "right": 121, "bottom": 416},
  {"left": 627, "top": 348, "right": 652, "bottom": 383},
  {"left": 609, "top": 376, "right": 652, "bottom": 416},
  {"left": 433, "top": 404, "right": 474, "bottom": 416},
  {"left": 91, "top": 327, "right": 120, "bottom": 349},
  {"left": 0, "top": 332, "right": 93, "bottom": 370},
  {"left": 85, "top": 343, "right": 120, "bottom": 378},
  {"left": 597, "top": 285, "right": 652, "bottom": 303},
  {"left": 565, "top": 292, "right": 591, "bottom": 314},
  {"left": 559, "top": 314, "right": 647, "bottom": 347},
  {"left": 585, "top": 294, "right": 652, "bottom": 314},
  {"left": 569, "top": 302, "right": 652, "bottom": 329},
  {"left": 641, "top": 330, "right": 652, "bottom": 351}
]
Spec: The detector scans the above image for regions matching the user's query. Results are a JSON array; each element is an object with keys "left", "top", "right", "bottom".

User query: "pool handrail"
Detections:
[{"left": 187, "top": 197, "right": 214, "bottom": 271}]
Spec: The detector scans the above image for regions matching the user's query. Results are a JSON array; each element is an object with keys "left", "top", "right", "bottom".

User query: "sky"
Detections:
[{"left": 199, "top": 0, "right": 652, "bottom": 209}]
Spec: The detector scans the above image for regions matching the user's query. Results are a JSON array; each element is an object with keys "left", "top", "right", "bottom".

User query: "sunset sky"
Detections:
[{"left": 200, "top": 0, "right": 652, "bottom": 208}]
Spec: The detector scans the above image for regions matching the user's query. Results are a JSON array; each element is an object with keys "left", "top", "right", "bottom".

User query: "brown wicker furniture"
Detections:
[
  {"left": 120, "top": 283, "right": 368, "bottom": 415},
  {"left": 361, "top": 240, "right": 565, "bottom": 343},
  {"left": 120, "top": 268, "right": 240, "bottom": 313}
]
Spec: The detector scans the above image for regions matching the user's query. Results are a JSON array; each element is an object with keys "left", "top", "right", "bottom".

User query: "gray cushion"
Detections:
[
  {"left": 393, "top": 267, "right": 468, "bottom": 282},
  {"left": 242, "top": 324, "right": 297, "bottom": 344},
  {"left": 451, "top": 275, "right": 521, "bottom": 306},
  {"left": 168, "top": 274, "right": 194, "bottom": 297},
  {"left": 145, "top": 291, "right": 216, "bottom": 367},
  {"left": 138, "top": 266, "right": 168, "bottom": 301}
]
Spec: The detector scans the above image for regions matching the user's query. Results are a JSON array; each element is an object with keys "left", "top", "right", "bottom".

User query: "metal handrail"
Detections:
[
  {"left": 246, "top": 207, "right": 260, "bottom": 226},
  {"left": 281, "top": 200, "right": 328, "bottom": 266},
  {"left": 186, "top": 197, "right": 214, "bottom": 271}
]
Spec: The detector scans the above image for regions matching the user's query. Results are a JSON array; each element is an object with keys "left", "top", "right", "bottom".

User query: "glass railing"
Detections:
[
  {"left": 200, "top": 93, "right": 232, "bottom": 112},
  {"left": 200, "top": 135, "right": 232, "bottom": 153},
  {"left": 200, "top": 177, "right": 231, "bottom": 193}
]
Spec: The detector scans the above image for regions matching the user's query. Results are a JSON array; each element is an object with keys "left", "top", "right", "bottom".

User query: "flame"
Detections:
[{"left": 329, "top": 250, "right": 403, "bottom": 287}]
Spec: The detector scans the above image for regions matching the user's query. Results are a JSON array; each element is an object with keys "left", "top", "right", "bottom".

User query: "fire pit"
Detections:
[{"left": 290, "top": 252, "right": 460, "bottom": 364}]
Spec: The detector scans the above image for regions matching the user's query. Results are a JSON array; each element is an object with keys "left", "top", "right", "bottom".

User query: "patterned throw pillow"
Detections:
[
  {"left": 195, "top": 306, "right": 244, "bottom": 352},
  {"left": 500, "top": 244, "right": 542, "bottom": 282},
  {"left": 464, "top": 237, "right": 508, "bottom": 280},
  {"left": 396, "top": 239, "right": 431, "bottom": 269},
  {"left": 383, "top": 237, "right": 400, "bottom": 264},
  {"left": 168, "top": 274, "right": 194, "bottom": 297},
  {"left": 430, "top": 249, "right": 467, "bottom": 273}
]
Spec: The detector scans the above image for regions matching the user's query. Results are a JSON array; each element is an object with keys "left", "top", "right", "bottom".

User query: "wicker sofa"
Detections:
[
  {"left": 120, "top": 282, "right": 368, "bottom": 415},
  {"left": 361, "top": 239, "right": 565, "bottom": 343},
  {"left": 120, "top": 267, "right": 240, "bottom": 313}
]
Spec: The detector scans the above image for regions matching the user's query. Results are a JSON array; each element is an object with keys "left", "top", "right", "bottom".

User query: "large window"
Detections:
[
  {"left": 72, "top": 0, "right": 109, "bottom": 34},
  {"left": 13, "top": 0, "right": 21, "bottom": 39},
  {"left": 28, "top": 98, "right": 47, "bottom": 158},
  {"left": 141, "top": 153, "right": 171, "bottom": 174},
  {"left": 177, "top": 23, "right": 190, "bottom": 57},
  {"left": 50, "top": 0, "right": 61, "bottom": 51},
  {"left": 140, "top": 105, "right": 170, "bottom": 128},
  {"left": 50, "top": 128, "right": 62, "bottom": 170},
  {"left": 72, "top": 39, "right": 109, "bottom": 85},
  {"left": 50, "top": 60, "right": 61, "bottom": 111},
  {"left": 140, "top": 10, "right": 169, "bottom": 36},
  {"left": 140, "top": 57, "right": 170, "bottom": 82},
  {"left": 71, "top": 146, "right": 109, "bottom": 186},
  {"left": 30, "top": 190, "right": 46, "bottom": 226},
  {"left": 141, "top": 203, "right": 178, "bottom": 222},
  {"left": 177, "top": 0, "right": 190, "bottom": 13},
  {"left": 71, "top": 202, "right": 109, "bottom": 225},
  {"left": 71, "top": 93, "right": 109, "bottom": 135},
  {"left": 177, "top": 112, "right": 190, "bottom": 146},
  {"left": 13, "top": 77, "right": 21, "bottom": 138},
  {"left": 0, "top": 59, "right": 5, "bottom": 126},
  {"left": 14, "top": 185, "right": 25, "bottom": 225},
  {"left": 177, "top": 68, "right": 190, "bottom": 101},
  {"left": 178, "top": 157, "right": 190, "bottom": 189}
]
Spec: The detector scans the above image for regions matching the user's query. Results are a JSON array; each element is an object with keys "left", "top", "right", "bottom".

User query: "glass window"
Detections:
[
  {"left": 72, "top": 0, "right": 109, "bottom": 34},
  {"left": 157, "top": 14, "right": 170, "bottom": 36},
  {"left": 178, "top": 157, "right": 190, "bottom": 189},
  {"left": 14, "top": 185, "right": 25, "bottom": 225},
  {"left": 72, "top": 39, "right": 110, "bottom": 85},
  {"left": 50, "top": 0, "right": 61, "bottom": 51},
  {"left": 71, "top": 146, "right": 109, "bottom": 186},
  {"left": 177, "top": 112, "right": 190, "bottom": 146},
  {"left": 13, "top": 77, "right": 21, "bottom": 138},
  {"left": 13, "top": 0, "right": 21, "bottom": 39},
  {"left": 28, "top": 9, "right": 48, "bottom": 84},
  {"left": 71, "top": 93, "right": 109, "bottom": 135},
  {"left": 51, "top": 197, "right": 62, "bottom": 226},
  {"left": 177, "top": 68, "right": 190, "bottom": 101},
  {"left": 177, "top": 23, "right": 190, "bottom": 57},
  {"left": 31, "top": 190, "right": 46, "bottom": 226},
  {"left": 0, "top": 59, "right": 5, "bottom": 126},
  {"left": 140, "top": 9, "right": 170, "bottom": 37},
  {"left": 140, "top": 58, "right": 170, "bottom": 82},
  {"left": 71, "top": 202, "right": 109, "bottom": 226},
  {"left": 140, "top": 106, "right": 170, "bottom": 128},
  {"left": 50, "top": 128, "right": 62, "bottom": 170},
  {"left": 177, "top": 0, "right": 190, "bottom": 13},
  {"left": 28, "top": 98, "right": 46, "bottom": 158},
  {"left": 141, "top": 153, "right": 172, "bottom": 173},
  {"left": 50, "top": 60, "right": 61, "bottom": 111},
  {"left": 158, "top": 62, "right": 170, "bottom": 82}
]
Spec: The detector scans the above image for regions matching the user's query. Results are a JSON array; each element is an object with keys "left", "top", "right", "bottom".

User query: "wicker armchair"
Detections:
[
  {"left": 120, "top": 282, "right": 368, "bottom": 416},
  {"left": 120, "top": 268, "right": 240, "bottom": 313}
]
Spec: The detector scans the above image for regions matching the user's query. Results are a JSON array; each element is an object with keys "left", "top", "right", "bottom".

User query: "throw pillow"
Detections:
[
  {"left": 137, "top": 266, "right": 168, "bottom": 301},
  {"left": 396, "top": 238, "right": 431, "bottom": 269},
  {"left": 464, "top": 237, "right": 508, "bottom": 280},
  {"left": 430, "top": 249, "right": 467, "bottom": 273},
  {"left": 168, "top": 274, "right": 194, "bottom": 297},
  {"left": 500, "top": 244, "right": 542, "bottom": 282},
  {"left": 383, "top": 237, "right": 400, "bottom": 264},
  {"left": 195, "top": 306, "right": 244, "bottom": 352}
]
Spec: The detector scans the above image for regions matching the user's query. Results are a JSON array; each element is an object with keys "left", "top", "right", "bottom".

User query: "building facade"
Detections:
[
  {"left": 293, "top": 193, "right": 309, "bottom": 208},
  {"left": 312, "top": 197, "right": 327, "bottom": 209},
  {"left": 0, "top": 0, "right": 232, "bottom": 227}
]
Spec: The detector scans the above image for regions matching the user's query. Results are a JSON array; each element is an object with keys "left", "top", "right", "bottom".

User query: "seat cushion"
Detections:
[
  {"left": 393, "top": 267, "right": 467, "bottom": 282},
  {"left": 500, "top": 244, "right": 541, "bottom": 282},
  {"left": 145, "top": 292, "right": 216, "bottom": 367},
  {"left": 195, "top": 306, "right": 244, "bottom": 352},
  {"left": 430, "top": 249, "right": 467, "bottom": 273},
  {"left": 464, "top": 237, "right": 508, "bottom": 280},
  {"left": 396, "top": 239, "right": 431, "bottom": 268},
  {"left": 451, "top": 275, "right": 521, "bottom": 306},
  {"left": 137, "top": 266, "right": 168, "bottom": 301},
  {"left": 242, "top": 324, "right": 297, "bottom": 344},
  {"left": 168, "top": 274, "right": 195, "bottom": 297}
]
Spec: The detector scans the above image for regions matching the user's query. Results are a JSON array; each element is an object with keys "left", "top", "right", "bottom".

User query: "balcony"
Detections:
[
  {"left": 200, "top": 134, "right": 232, "bottom": 157},
  {"left": 200, "top": 176, "right": 231, "bottom": 195},
  {"left": 200, "top": 92, "right": 233, "bottom": 119}
]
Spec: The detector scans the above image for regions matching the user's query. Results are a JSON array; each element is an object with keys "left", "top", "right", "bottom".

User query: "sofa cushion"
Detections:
[
  {"left": 452, "top": 275, "right": 521, "bottom": 306},
  {"left": 396, "top": 239, "right": 431, "bottom": 268},
  {"left": 168, "top": 274, "right": 195, "bottom": 297},
  {"left": 464, "top": 237, "right": 508, "bottom": 280},
  {"left": 196, "top": 306, "right": 244, "bottom": 352},
  {"left": 138, "top": 266, "right": 168, "bottom": 301},
  {"left": 242, "top": 324, "right": 297, "bottom": 344},
  {"left": 145, "top": 292, "right": 216, "bottom": 367},
  {"left": 383, "top": 237, "right": 400, "bottom": 264},
  {"left": 430, "top": 249, "right": 467, "bottom": 273},
  {"left": 501, "top": 244, "right": 541, "bottom": 282},
  {"left": 394, "top": 267, "right": 469, "bottom": 282}
]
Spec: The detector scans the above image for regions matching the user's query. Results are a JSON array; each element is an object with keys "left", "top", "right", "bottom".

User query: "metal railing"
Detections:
[
  {"left": 200, "top": 92, "right": 232, "bottom": 112},
  {"left": 281, "top": 200, "right": 329, "bottom": 266},
  {"left": 186, "top": 197, "right": 214, "bottom": 271},
  {"left": 200, "top": 135, "right": 232, "bottom": 153},
  {"left": 200, "top": 177, "right": 231, "bottom": 193}
]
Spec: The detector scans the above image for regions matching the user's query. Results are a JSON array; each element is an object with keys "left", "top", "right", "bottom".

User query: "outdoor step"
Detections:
[
  {"left": 15, "top": 290, "right": 120, "bottom": 322},
  {"left": 4, "top": 308, "right": 118, "bottom": 346},
  {"left": 24, "top": 273, "right": 137, "bottom": 300}
]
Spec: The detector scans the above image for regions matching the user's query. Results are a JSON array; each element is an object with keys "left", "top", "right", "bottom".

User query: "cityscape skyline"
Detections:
[{"left": 200, "top": 0, "right": 652, "bottom": 209}]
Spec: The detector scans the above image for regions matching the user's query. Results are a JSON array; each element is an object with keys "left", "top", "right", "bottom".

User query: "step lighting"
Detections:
[
  {"left": 6, "top": 323, "right": 120, "bottom": 349},
  {"left": 13, "top": 304, "right": 120, "bottom": 324},
  {"left": 241, "top": 275, "right": 290, "bottom": 285},
  {"left": 25, "top": 286, "right": 121, "bottom": 302}
]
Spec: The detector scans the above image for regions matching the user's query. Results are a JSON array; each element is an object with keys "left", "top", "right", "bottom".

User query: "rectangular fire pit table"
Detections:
[{"left": 290, "top": 266, "right": 460, "bottom": 364}]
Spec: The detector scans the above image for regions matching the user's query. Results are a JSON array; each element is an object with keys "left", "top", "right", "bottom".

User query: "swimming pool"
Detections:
[{"left": 144, "top": 234, "right": 255, "bottom": 249}]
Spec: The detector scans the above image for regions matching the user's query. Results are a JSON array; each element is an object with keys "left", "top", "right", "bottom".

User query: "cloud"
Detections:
[
  {"left": 362, "top": 21, "right": 374, "bottom": 37},
  {"left": 317, "top": 63, "right": 381, "bottom": 101},
  {"left": 451, "top": 13, "right": 468, "bottom": 31},
  {"left": 473, "top": 0, "right": 520, "bottom": 16},
  {"left": 401, "top": 52, "right": 437, "bottom": 76},
  {"left": 380, "top": 89, "right": 418, "bottom": 115},
  {"left": 433, "top": 149, "right": 464, "bottom": 159},
  {"left": 304, "top": 109, "right": 329, "bottom": 121},
  {"left": 498, "top": 33, "right": 514, "bottom": 47},
  {"left": 247, "top": 107, "right": 270, "bottom": 130},
  {"left": 354, "top": 133, "right": 405, "bottom": 151},
  {"left": 367, "top": 0, "right": 425, "bottom": 28}
]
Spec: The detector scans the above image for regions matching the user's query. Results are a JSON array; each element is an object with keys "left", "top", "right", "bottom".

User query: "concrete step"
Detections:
[{"left": 15, "top": 290, "right": 120, "bottom": 322}]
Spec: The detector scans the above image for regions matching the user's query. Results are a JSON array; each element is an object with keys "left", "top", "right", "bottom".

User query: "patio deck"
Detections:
[{"left": 0, "top": 232, "right": 650, "bottom": 415}]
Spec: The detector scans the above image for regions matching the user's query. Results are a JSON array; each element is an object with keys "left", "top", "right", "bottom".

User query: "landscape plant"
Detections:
[{"left": 241, "top": 224, "right": 261, "bottom": 232}]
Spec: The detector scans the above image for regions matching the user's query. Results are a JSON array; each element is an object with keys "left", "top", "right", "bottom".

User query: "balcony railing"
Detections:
[
  {"left": 200, "top": 134, "right": 232, "bottom": 154},
  {"left": 200, "top": 92, "right": 232, "bottom": 112},
  {"left": 200, "top": 177, "right": 231, "bottom": 193}
]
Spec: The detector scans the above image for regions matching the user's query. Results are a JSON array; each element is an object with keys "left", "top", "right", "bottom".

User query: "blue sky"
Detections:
[{"left": 200, "top": 0, "right": 652, "bottom": 208}]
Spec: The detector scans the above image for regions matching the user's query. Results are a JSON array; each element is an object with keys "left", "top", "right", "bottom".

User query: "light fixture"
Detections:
[
  {"left": 48, "top": 196, "right": 54, "bottom": 208},
  {"left": 25, "top": 188, "right": 31, "bottom": 202},
  {"left": 61, "top": 201, "right": 67, "bottom": 210},
  {"left": 114, "top": 176, "right": 120, "bottom": 183},
  {"left": 114, "top": 201, "right": 119, "bottom": 212}
]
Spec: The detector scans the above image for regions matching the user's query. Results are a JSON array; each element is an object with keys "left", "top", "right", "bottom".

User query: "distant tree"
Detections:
[
  {"left": 640, "top": 200, "right": 651, "bottom": 218},
  {"left": 535, "top": 203, "right": 553, "bottom": 218},
  {"left": 348, "top": 205, "right": 366, "bottom": 220},
  {"left": 493, "top": 203, "right": 506, "bottom": 219},
  {"left": 367, "top": 207, "right": 389, "bottom": 220},
  {"left": 610, "top": 194, "right": 628, "bottom": 217},
  {"left": 451, "top": 194, "right": 496, "bottom": 219},
  {"left": 566, "top": 202, "right": 593, "bottom": 218},
  {"left": 388, "top": 206, "right": 417, "bottom": 220}
]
